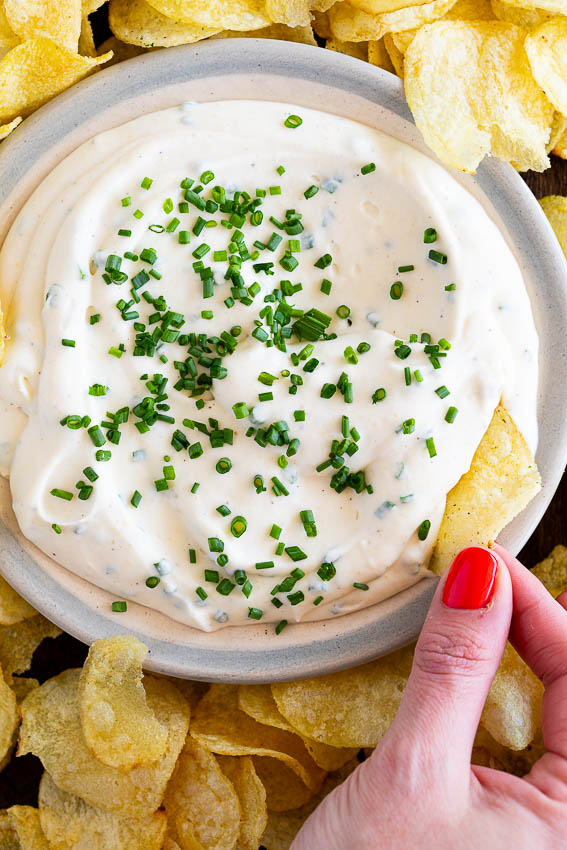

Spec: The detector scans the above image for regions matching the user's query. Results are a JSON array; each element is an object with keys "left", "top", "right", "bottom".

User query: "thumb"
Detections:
[{"left": 384, "top": 546, "right": 512, "bottom": 783}]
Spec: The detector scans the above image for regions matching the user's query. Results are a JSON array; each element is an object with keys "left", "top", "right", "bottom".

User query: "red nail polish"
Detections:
[{"left": 442, "top": 547, "right": 498, "bottom": 609}]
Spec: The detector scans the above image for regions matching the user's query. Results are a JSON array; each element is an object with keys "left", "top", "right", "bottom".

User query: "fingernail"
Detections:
[{"left": 442, "top": 547, "right": 498, "bottom": 609}]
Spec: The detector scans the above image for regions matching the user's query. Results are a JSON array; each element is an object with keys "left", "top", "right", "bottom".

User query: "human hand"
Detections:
[{"left": 291, "top": 545, "right": 567, "bottom": 850}]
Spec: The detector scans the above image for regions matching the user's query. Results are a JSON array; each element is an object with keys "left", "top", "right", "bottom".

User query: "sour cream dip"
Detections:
[{"left": 0, "top": 101, "right": 538, "bottom": 632}]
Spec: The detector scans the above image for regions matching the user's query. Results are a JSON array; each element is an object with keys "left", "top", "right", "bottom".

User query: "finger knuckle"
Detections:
[{"left": 414, "top": 626, "right": 493, "bottom": 679}]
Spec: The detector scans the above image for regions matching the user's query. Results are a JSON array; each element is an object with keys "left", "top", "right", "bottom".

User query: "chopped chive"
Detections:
[
  {"left": 353, "top": 582, "right": 369, "bottom": 590},
  {"left": 390, "top": 281, "right": 403, "bottom": 300},
  {"left": 336, "top": 305, "right": 350, "bottom": 319},
  {"left": 111, "top": 601, "right": 127, "bottom": 612},
  {"left": 315, "top": 253, "right": 332, "bottom": 269},
  {"left": 131, "top": 490, "right": 142, "bottom": 508},
  {"left": 275, "top": 619, "right": 288, "bottom": 634},
  {"left": 304, "top": 185, "right": 319, "bottom": 199},
  {"left": 425, "top": 436, "right": 437, "bottom": 458},
  {"left": 320, "top": 278, "right": 332, "bottom": 295},
  {"left": 435, "top": 385, "right": 450, "bottom": 399},
  {"left": 50, "top": 488, "right": 73, "bottom": 501},
  {"left": 361, "top": 162, "right": 376, "bottom": 175},
  {"left": 284, "top": 114, "right": 302, "bottom": 128},
  {"left": 429, "top": 249, "right": 448, "bottom": 264},
  {"left": 424, "top": 228, "right": 437, "bottom": 243},
  {"left": 445, "top": 406, "right": 458, "bottom": 423},
  {"left": 418, "top": 519, "right": 431, "bottom": 540},
  {"left": 61, "top": 338, "right": 75, "bottom": 348},
  {"left": 445, "top": 283, "right": 457, "bottom": 291},
  {"left": 372, "top": 388, "right": 386, "bottom": 403},
  {"left": 230, "top": 516, "right": 247, "bottom": 537},
  {"left": 398, "top": 265, "right": 414, "bottom": 273}
]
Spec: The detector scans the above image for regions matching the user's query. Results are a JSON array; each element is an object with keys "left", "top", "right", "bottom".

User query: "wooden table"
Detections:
[{"left": 0, "top": 27, "right": 565, "bottom": 803}]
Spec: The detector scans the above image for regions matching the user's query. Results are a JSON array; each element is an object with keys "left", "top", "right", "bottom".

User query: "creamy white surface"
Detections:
[{"left": 0, "top": 101, "right": 538, "bottom": 631}]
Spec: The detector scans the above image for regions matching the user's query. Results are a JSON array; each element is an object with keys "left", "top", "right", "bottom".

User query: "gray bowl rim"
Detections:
[{"left": 0, "top": 39, "right": 566, "bottom": 683}]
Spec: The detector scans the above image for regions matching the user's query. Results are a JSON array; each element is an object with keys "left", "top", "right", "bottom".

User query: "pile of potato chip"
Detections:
[
  {"left": 0, "top": 543, "right": 559, "bottom": 848},
  {"left": 1, "top": 0, "right": 567, "bottom": 174}
]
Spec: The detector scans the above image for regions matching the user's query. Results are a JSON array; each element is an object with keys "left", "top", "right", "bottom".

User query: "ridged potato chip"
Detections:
[
  {"left": 0, "top": 577, "right": 36, "bottom": 625},
  {"left": 368, "top": 38, "right": 396, "bottom": 71},
  {"left": 548, "top": 111, "right": 567, "bottom": 152},
  {"left": 165, "top": 677, "right": 209, "bottom": 709},
  {"left": 391, "top": 0, "right": 495, "bottom": 54},
  {"left": 39, "top": 772, "right": 167, "bottom": 850},
  {"left": 238, "top": 684, "right": 357, "bottom": 771},
  {"left": 430, "top": 405, "right": 541, "bottom": 574},
  {"left": 145, "top": 0, "right": 271, "bottom": 30},
  {"left": 78, "top": 635, "right": 168, "bottom": 771},
  {"left": 329, "top": 0, "right": 456, "bottom": 42},
  {"left": 502, "top": 0, "right": 567, "bottom": 12},
  {"left": 259, "top": 757, "right": 360, "bottom": 848},
  {"left": 0, "top": 38, "right": 112, "bottom": 124},
  {"left": 5, "top": 806, "right": 49, "bottom": 849},
  {"left": 217, "top": 756, "right": 267, "bottom": 850},
  {"left": 83, "top": 0, "right": 106, "bottom": 14},
  {"left": 490, "top": 0, "right": 554, "bottom": 27},
  {"left": 0, "top": 615, "right": 60, "bottom": 684},
  {"left": 540, "top": 194, "right": 567, "bottom": 257},
  {"left": 265, "top": 0, "right": 335, "bottom": 24},
  {"left": 4, "top": 0, "right": 82, "bottom": 52},
  {"left": 0, "top": 7, "right": 18, "bottom": 61},
  {"left": 405, "top": 21, "right": 554, "bottom": 172},
  {"left": 251, "top": 757, "right": 315, "bottom": 812},
  {"left": 108, "top": 0, "right": 220, "bottom": 47},
  {"left": 214, "top": 23, "right": 317, "bottom": 43},
  {"left": 480, "top": 642, "right": 543, "bottom": 750},
  {"left": 531, "top": 543, "right": 567, "bottom": 598},
  {"left": 9, "top": 678, "right": 38, "bottom": 704},
  {"left": 164, "top": 736, "right": 241, "bottom": 850},
  {"left": 312, "top": 8, "right": 332, "bottom": 36},
  {"left": 18, "top": 669, "right": 190, "bottom": 817},
  {"left": 272, "top": 646, "right": 414, "bottom": 748},
  {"left": 0, "top": 665, "right": 17, "bottom": 772},
  {"left": 526, "top": 19, "right": 567, "bottom": 116},
  {"left": 190, "top": 684, "right": 326, "bottom": 793}
]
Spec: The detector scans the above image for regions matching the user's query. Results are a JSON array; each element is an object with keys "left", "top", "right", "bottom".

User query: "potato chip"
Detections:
[
  {"left": 19, "top": 670, "right": 190, "bottom": 817},
  {"left": 480, "top": 642, "right": 543, "bottom": 750},
  {"left": 406, "top": 21, "right": 554, "bottom": 172},
  {"left": 96, "top": 36, "right": 147, "bottom": 65},
  {"left": 548, "top": 111, "right": 567, "bottom": 153},
  {"left": 540, "top": 194, "right": 567, "bottom": 259},
  {"left": 525, "top": 19, "right": 567, "bottom": 117},
  {"left": 391, "top": 0, "right": 495, "bottom": 54},
  {"left": 0, "top": 811, "right": 17, "bottom": 849},
  {"left": 145, "top": 0, "right": 271, "bottom": 30},
  {"left": 0, "top": 38, "right": 112, "bottom": 125},
  {"left": 165, "top": 677, "right": 209, "bottom": 709},
  {"left": 108, "top": 0, "right": 220, "bottom": 47},
  {"left": 368, "top": 38, "right": 396, "bottom": 71},
  {"left": 490, "top": 0, "right": 554, "bottom": 28},
  {"left": 384, "top": 32, "right": 404, "bottom": 75},
  {"left": 265, "top": 0, "right": 311, "bottom": 26},
  {"left": 4, "top": 0, "right": 82, "bottom": 52},
  {"left": 0, "top": 7, "right": 18, "bottom": 61},
  {"left": 83, "top": 0, "right": 106, "bottom": 14},
  {"left": 214, "top": 23, "right": 317, "bottom": 43},
  {"left": 190, "top": 684, "right": 326, "bottom": 793},
  {"left": 0, "top": 664, "right": 17, "bottom": 772},
  {"left": 348, "top": 0, "right": 433, "bottom": 13},
  {"left": 531, "top": 544, "right": 567, "bottom": 598},
  {"left": 325, "top": 38, "right": 369, "bottom": 59},
  {"left": 329, "top": 0, "right": 456, "bottom": 42},
  {"left": 501, "top": 0, "right": 567, "bottom": 12},
  {"left": 38, "top": 772, "right": 167, "bottom": 850},
  {"left": 164, "top": 736, "right": 240, "bottom": 850},
  {"left": 251, "top": 757, "right": 315, "bottom": 812},
  {"left": 78, "top": 635, "right": 168, "bottom": 771},
  {"left": 5, "top": 806, "right": 49, "bottom": 849},
  {"left": 260, "top": 757, "right": 360, "bottom": 848},
  {"left": 430, "top": 405, "right": 541, "bottom": 574},
  {"left": 553, "top": 127, "right": 567, "bottom": 158},
  {"left": 79, "top": 16, "right": 97, "bottom": 56},
  {"left": 272, "top": 647, "right": 414, "bottom": 748},
  {"left": 473, "top": 725, "right": 545, "bottom": 776},
  {"left": 0, "top": 577, "right": 36, "bottom": 625},
  {"left": 238, "top": 684, "right": 357, "bottom": 771},
  {"left": 0, "top": 116, "right": 22, "bottom": 141},
  {"left": 162, "top": 841, "right": 182, "bottom": 850},
  {"left": 312, "top": 8, "right": 332, "bottom": 37},
  {"left": 217, "top": 756, "right": 267, "bottom": 850},
  {"left": 9, "top": 678, "right": 38, "bottom": 704},
  {"left": 0, "top": 615, "right": 60, "bottom": 685}
]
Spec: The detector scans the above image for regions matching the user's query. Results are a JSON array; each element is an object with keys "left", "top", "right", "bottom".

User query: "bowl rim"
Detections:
[{"left": 1, "top": 38, "right": 566, "bottom": 683}]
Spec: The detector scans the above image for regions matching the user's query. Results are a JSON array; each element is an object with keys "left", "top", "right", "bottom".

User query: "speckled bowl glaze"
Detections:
[{"left": 1, "top": 40, "right": 566, "bottom": 683}]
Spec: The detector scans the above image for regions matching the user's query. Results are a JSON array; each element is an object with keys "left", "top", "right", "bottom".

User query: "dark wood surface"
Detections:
[{"left": 0, "top": 15, "right": 565, "bottom": 806}]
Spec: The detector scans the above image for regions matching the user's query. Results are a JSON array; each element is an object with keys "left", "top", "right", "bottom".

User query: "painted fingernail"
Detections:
[{"left": 442, "top": 547, "right": 498, "bottom": 609}]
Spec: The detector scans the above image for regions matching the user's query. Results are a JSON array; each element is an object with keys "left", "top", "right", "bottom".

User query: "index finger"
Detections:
[{"left": 494, "top": 544, "right": 567, "bottom": 762}]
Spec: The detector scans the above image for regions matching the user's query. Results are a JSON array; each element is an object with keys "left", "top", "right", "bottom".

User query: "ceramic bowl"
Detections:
[{"left": 1, "top": 39, "right": 566, "bottom": 682}]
